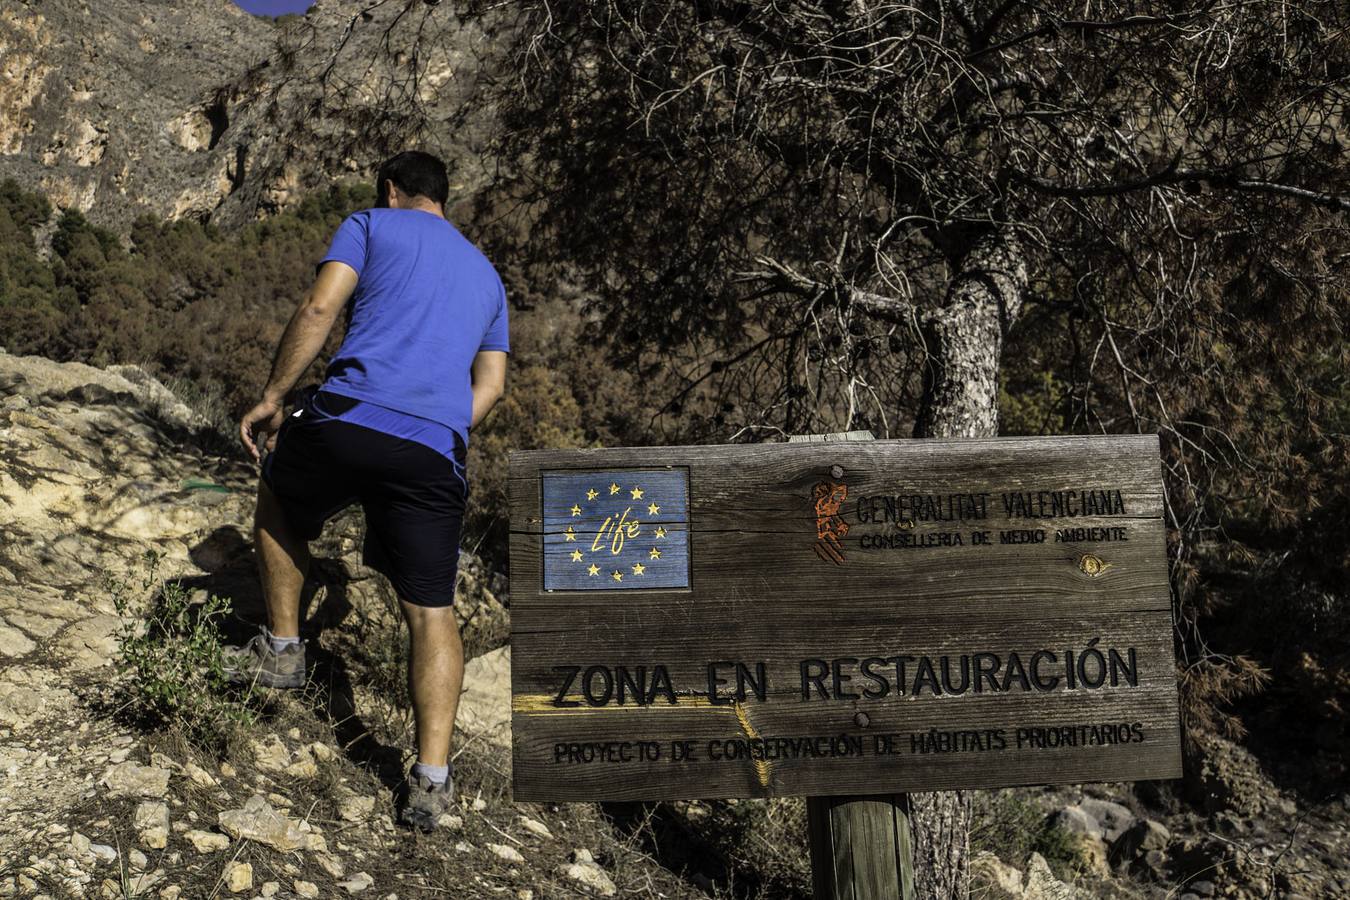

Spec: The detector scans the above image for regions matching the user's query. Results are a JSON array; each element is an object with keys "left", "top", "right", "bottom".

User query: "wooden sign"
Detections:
[{"left": 507, "top": 435, "right": 1181, "bottom": 801}]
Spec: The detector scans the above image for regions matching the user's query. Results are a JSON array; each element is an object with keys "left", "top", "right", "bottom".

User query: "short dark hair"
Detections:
[{"left": 375, "top": 151, "right": 449, "bottom": 207}]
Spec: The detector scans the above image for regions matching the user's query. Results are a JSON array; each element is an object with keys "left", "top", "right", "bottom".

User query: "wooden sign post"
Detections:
[
  {"left": 508, "top": 434, "right": 1181, "bottom": 896},
  {"left": 792, "top": 430, "right": 917, "bottom": 900}
]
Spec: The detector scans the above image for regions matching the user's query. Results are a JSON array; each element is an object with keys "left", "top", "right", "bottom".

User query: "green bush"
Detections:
[
  {"left": 108, "top": 549, "right": 260, "bottom": 749},
  {"left": 0, "top": 177, "right": 368, "bottom": 410}
]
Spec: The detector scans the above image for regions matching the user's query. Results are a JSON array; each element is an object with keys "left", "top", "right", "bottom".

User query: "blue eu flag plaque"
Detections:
[{"left": 541, "top": 469, "right": 690, "bottom": 590}]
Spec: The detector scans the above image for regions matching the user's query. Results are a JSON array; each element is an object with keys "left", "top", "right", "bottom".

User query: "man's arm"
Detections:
[
  {"left": 260, "top": 262, "right": 359, "bottom": 404},
  {"left": 239, "top": 262, "right": 359, "bottom": 461},
  {"left": 469, "top": 350, "right": 508, "bottom": 429}
]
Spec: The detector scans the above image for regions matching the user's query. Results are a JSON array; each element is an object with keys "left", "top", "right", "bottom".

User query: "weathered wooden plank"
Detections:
[
  {"left": 509, "top": 523, "right": 1169, "bottom": 616},
  {"left": 510, "top": 435, "right": 1165, "bottom": 529},
  {"left": 507, "top": 434, "right": 1181, "bottom": 802},
  {"left": 510, "top": 611, "right": 1173, "bottom": 682},
  {"left": 510, "top": 710, "right": 1182, "bottom": 802},
  {"left": 509, "top": 612, "right": 1179, "bottom": 800}
]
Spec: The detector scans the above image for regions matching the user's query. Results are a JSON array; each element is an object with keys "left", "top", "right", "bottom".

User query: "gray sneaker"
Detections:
[
  {"left": 221, "top": 631, "right": 305, "bottom": 689},
  {"left": 400, "top": 772, "right": 455, "bottom": 833}
]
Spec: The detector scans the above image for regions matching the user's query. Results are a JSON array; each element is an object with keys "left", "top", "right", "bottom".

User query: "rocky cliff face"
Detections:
[
  {"left": 0, "top": 0, "right": 490, "bottom": 232},
  {"left": 0, "top": 349, "right": 227, "bottom": 690}
]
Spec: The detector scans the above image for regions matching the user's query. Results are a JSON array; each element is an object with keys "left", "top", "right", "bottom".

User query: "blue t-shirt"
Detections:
[{"left": 317, "top": 208, "right": 510, "bottom": 449}]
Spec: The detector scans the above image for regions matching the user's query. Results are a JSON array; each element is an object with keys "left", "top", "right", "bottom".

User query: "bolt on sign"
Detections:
[{"left": 508, "top": 435, "right": 1182, "bottom": 801}]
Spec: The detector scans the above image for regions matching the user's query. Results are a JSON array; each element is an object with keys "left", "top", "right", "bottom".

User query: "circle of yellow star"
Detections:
[
  {"left": 571, "top": 549, "right": 584, "bottom": 562},
  {"left": 655, "top": 526, "right": 667, "bottom": 538},
  {"left": 609, "top": 482, "right": 620, "bottom": 495},
  {"left": 611, "top": 570, "right": 623, "bottom": 582},
  {"left": 586, "top": 488, "right": 599, "bottom": 501},
  {"left": 570, "top": 504, "right": 582, "bottom": 516},
  {"left": 647, "top": 502, "right": 660, "bottom": 515},
  {"left": 630, "top": 487, "right": 644, "bottom": 499},
  {"left": 587, "top": 563, "right": 600, "bottom": 576},
  {"left": 564, "top": 526, "right": 577, "bottom": 541},
  {"left": 649, "top": 547, "right": 662, "bottom": 560},
  {"left": 631, "top": 562, "right": 646, "bottom": 575}
]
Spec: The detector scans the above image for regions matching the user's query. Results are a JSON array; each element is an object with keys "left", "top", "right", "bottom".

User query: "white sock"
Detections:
[
  {"left": 412, "top": 762, "right": 450, "bottom": 786},
  {"left": 264, "top": 627, "right": 300, "bottom": 654}
]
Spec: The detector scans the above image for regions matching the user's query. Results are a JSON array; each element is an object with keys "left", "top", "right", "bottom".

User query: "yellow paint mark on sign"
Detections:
[
  {"left": 512, "top": 694, "right": 725, "bottom": 715},
  {"left": 734, "top": 701, "right": 772, "bottom": 788}
]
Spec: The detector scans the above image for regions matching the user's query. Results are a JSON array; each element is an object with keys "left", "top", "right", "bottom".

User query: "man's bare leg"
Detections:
[
  {"left": 254, "top": 479, "right": 309, "bottom": 638},
  {"left": 399, "top": 600, "right": 464, "bottom": 768}
]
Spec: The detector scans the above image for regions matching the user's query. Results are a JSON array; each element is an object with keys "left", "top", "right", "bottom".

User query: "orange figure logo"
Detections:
[{"left": 813, "top": 480, "right": 849, "bottom": 565}]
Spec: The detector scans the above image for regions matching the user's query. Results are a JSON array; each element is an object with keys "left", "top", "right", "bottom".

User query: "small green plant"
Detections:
[
  {"left": 971, "top": 792, "right": 1092, "bottom": 881},
  {"left": 108, "top": 548, "right": 258, "bottom": 748}
]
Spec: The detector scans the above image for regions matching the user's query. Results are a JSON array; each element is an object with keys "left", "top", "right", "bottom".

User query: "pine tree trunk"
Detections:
[
  {"left": 910, "top": 227, "right": 1027, "bottom": 898},
  {"left": 914, "top": 228, "right": 1028, "bottom": 441}
]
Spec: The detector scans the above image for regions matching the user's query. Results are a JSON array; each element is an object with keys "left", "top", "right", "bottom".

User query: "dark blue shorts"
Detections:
[{"left": 261, "top": 390, "right": 467, "bottom": 607}]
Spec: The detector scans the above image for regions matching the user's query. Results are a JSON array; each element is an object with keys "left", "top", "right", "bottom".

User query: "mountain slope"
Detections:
[{"left": 0, "top": 0, "right": 490, "bottom": 231}]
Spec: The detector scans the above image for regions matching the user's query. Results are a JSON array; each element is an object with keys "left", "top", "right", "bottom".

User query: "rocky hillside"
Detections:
[
  {"left": 0, "top": 0, "right": 491, "bottom": 232},
  {"left": 0, "top": 349, "right": 524, "bottom": 897},
  {"left": 0, "top": 347, "right": 1345, "bottom": 900}
]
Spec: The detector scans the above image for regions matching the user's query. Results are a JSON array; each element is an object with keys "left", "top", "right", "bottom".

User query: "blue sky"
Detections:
[{"left": 231, "top": 0, "right": 316, "bottom": 16}]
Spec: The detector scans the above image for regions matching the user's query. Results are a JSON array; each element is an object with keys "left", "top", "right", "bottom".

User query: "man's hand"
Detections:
[
  {"left": 247, "top": 262, "right": 358, "bottom": 461},
  {"left": 240, "top": 396, "right": 286, "bottom": 463}
]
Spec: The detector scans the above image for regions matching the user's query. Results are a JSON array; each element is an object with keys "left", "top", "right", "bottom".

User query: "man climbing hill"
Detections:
[{"left": 232, "top": 150, "right": 509, "bottom": 832}]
